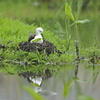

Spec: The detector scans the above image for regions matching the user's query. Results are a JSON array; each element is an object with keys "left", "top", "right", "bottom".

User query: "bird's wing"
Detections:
[{"left": 28, "top": 33, "right": 36, "bottom": 42}]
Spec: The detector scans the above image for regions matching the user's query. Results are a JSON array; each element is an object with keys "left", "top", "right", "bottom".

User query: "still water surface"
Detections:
[{"left": 0, "top": 64, "right": 100, "bottom": 100}]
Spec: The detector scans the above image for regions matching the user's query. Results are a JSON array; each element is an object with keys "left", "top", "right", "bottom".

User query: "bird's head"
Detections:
[{"left": 36, "top": 27, "right": 43, "bottom": 34}]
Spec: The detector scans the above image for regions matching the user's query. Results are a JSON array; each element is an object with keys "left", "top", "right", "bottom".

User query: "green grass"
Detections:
[
  {"left": 0, "top": 17, "right": 74, "bottom": 63},
  {"left": 0, "top": 1, "right": 100, "bottom": 100},
  {"left": 0, "top": 17, "right": 100, "bottom": 70}
]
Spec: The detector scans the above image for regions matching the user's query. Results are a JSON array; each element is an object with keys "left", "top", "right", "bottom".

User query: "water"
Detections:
[{"left": 0, "top": 64, "right": 100, "bottom": 100}]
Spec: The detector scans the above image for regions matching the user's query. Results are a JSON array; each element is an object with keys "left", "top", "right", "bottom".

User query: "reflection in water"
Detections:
[
  {"left": 28, "top": 76, "right": 43, "bottom": 86},
  {"left": 0, "top": 64, "right": 100, "bottom": 100},
  {"left": 19, "top": 71, "right": 57, "bottom": 97},
  {"left": 27, "top": 76, "right": 57, "bottom": 96},
  {"left": 0, "top": 74, "right": 32, "bottom": 100}
]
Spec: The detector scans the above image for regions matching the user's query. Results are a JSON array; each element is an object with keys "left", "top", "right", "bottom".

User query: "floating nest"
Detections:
[{"left": 19, "top": 40, "right": 63, "bottom": 55}]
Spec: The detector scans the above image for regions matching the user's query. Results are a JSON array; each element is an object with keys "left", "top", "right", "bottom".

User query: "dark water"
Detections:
[{"left": 0, "top": 64, "right": 100, "bottom": 100}]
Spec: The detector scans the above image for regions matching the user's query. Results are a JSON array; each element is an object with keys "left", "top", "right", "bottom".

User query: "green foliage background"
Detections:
[{"left": 0, "top": 1, "right": 100, "bottom": 100}]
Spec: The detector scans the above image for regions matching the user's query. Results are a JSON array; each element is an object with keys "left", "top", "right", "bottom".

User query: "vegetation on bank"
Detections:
[
  {"left": 0, "top": 16, "right": 100, "bottom": 73},
  {"left": 0, "top": 1, "right": 100, "bottom": 100}
]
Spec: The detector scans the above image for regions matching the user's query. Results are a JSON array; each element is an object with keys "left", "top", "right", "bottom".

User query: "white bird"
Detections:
[{"left": 28, "top": 27, "right": 44, "bottom": 44}]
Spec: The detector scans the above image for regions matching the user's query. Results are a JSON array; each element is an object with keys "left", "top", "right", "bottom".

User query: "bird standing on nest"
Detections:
[{"left": 28, "top": 27, "right": 44, "bottom": 43}]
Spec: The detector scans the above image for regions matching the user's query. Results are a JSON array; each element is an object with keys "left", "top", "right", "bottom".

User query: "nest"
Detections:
[{"left": 19, "top": 40, "right": 62, "bottom": 55}]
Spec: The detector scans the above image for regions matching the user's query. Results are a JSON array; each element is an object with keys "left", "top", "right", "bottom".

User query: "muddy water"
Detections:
[{"left": 0, "top": 64, "right": 100, "bottom": 100}]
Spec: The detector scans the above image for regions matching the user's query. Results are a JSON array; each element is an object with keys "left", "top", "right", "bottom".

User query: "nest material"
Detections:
[
  {"left": 0, "top": 44, "right": 5, "bottom": 49},
  {"left": 19, "top": 69, "right": 52, "bottom": 80},
  {"left": 19, "top": 40, "right": 62, "bottom": 55}
]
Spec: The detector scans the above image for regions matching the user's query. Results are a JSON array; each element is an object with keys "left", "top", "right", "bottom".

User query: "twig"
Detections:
[{"left": 75, "top": 39, "right": 80, "bottom": 78}]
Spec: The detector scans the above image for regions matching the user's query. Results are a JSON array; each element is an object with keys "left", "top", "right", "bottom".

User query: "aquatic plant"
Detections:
[{"left": 24, "top": 86, "right": 45, "bottom": 100}]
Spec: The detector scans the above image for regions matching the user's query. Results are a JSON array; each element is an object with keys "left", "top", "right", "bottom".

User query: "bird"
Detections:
[{"left": 28, "top": 27, "right": 44, "bottom": 44}]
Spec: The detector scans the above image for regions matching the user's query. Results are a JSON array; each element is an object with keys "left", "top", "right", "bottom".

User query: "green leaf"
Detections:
[
  {"left": 24, "top": 86, "right": 45, "bottom": 100},
  {"left": 31, "top": 38, "right": 41, "bottom": 42},
  {"left": 70, "top": 19, "right": 89, "bottom": 26},
  {"left": 73, "top": 77, "right": 86, "bottom": 83},
  {"left": 54, "top": 21, "right": 63, "bottom": 33},
  {"left": 63, "top": 80, "right": 74, "bottom": 98},
  {"left": 65, "top": 3, "right": 75, "bottom": 22}
]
